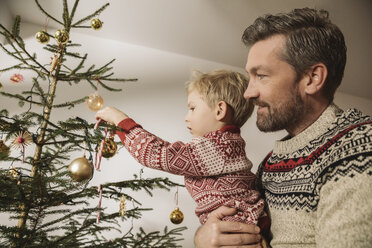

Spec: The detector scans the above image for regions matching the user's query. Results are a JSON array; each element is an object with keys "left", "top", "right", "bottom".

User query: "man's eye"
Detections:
[
  {"left": 257, "top": 74, "right": 266, "bottom": 80},
  {"left": 190, "top": 107, "right": 195, "bottom": 111}
]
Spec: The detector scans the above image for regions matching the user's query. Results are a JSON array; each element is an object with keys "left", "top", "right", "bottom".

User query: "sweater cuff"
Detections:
[
  {"left": 117, "top": 118, "right": 141, "bottom": 132},
  {"left": 116, "top": 118, "right": 142, "bottom": 141}
]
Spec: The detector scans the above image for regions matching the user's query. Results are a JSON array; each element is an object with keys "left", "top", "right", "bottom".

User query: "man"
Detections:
[{"left": 194, "top": 7, "right": 372, "bottom": 248}]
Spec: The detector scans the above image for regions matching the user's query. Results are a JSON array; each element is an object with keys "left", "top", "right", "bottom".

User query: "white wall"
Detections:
[
  {"left": 0, "top": 1, "right": 12, "bottom": 44},
  {"left": 1, "top": 23, "right": 371, "bottom": 247}
]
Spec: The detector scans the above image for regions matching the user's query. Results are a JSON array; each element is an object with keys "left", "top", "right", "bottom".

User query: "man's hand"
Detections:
[{"left": 194, "top": 206, "right": 262, "bottom": 248}]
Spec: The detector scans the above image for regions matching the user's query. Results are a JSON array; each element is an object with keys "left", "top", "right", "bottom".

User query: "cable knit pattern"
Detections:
[
  {"left": 256, "top": 103, "right": 372, "bottom": 247},
  {"left": 117, "top": 120, "right": 265, "bottom": 224}
]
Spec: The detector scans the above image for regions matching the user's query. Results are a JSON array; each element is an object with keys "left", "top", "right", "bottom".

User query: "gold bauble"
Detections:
[
  {"left": 100, "top": 137, "right": 117, "bottom": 158},
  {"left": 170, "top": 207, "right": 184, "bottom": 224},
  {"left": 68, "top": 156, "right": 93, "bottom": 182},
  {"left": 54, "top": 29, "right": 69, "bottom": 44},
  {"left": 9, "top": 166, "right": 19, "bottom": 179},
  {"left": 0, "top": 140, "right": 10, "bottom": 160},
  {"left": 35, "top": 30, "right": 50, "bottom": 44},
  {"left": 91, "top": 18, "right": 103, "bottom": 30},
  {"left": 85, "top": 92, "right": 104, "bottom": 112}
]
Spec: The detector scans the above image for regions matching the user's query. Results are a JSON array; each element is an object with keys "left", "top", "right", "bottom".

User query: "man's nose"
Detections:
[{"left": 244, "top": 81, "right": 259, "bottom": 99}]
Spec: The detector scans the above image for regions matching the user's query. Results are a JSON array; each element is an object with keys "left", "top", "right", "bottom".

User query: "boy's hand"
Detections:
[
  {"left": 95, "top": 107, "right": 129, "bottom": 126},
  {"left": 194, "top": 206, "right": 262, "bottom": 248}
]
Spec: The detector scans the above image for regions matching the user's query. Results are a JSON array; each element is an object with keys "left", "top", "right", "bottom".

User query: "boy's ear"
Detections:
[
  {"left": 304, "top": 63, "right": 328, "bottom": 95},
  {"left": 215, "top": 101, "right": 228, "bottom": 121}
]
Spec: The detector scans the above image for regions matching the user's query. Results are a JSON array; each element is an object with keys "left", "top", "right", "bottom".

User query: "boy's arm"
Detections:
[
  {"left": 95, "top": 107, "right": 207, "bottom": 176},
  {"left": 116, "top": 119, "right": 252, "bottom": 177},
  {"left": 116, "top": 118, "right": 206, "bottom": 176}
]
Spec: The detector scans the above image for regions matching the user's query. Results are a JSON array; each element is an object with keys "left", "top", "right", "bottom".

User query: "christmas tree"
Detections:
[{"left": 0, "top": 0, "right": 186, "bottom": 247}]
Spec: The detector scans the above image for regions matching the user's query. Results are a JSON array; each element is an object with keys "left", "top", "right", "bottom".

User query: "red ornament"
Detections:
[{"left": 10, "top": 74, "right": 23, "bottom": 83}]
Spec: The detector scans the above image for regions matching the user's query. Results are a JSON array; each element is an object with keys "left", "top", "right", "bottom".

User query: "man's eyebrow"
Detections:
[
  {"left": 247, "top": 65, "right": 270, "bottom": 74},
  {"left": 247, "top": 66, "right": 261, "bottom": 74}
]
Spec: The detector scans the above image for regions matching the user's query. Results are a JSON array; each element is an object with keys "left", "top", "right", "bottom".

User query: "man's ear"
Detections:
[
  {"left": 304, "top": 63, "right": 328, "bottom": 95},
  {"left": 215, "top": 101, "right": 228, "bottom": 121}
]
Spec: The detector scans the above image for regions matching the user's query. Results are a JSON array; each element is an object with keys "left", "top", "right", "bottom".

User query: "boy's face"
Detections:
[{"left": 185, "top": 89, "right": 220, "bottom": 137}]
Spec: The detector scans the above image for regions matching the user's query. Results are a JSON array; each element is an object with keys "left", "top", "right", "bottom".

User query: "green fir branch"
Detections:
[
  {"left": 69, "top": 0, "right": 80, "bottom": 25},
  {"left": 31, "top": 78, "right": 47, "bottom": 105},
  {"left": 90, "top": 79, "right": 122, "bottom": 92},
  {"left": 72, "top": 3, "right": 110, "bottom": 27},
  {"left": 69, "top": 54, "right": 87, "bottom": 75},
  {"left": 0, "top": 63, "right": 25, "bottom": 72},
  {"left": 64, "top": 51, "right": 86, "bottom": 59},
  {"left": 11, "top": 15, "right": 21, "bottom": 37},
  {"left": 0, "top": 24, "right": 49, "bottom": 75},
  {"left": 86, "top": 79, "right": 97, "bottom": 89},
  {"left": 43, "top": 44, "right": 60, "bottom": 54},
  {"left": 103, "top": 177, "right": 184, "bottom": 197},
  {"left": 62, "top": 0, "right": 70, "bottom": 28},
  {"left": 34, "top": 0, "right": 64, "bottom": 26},
  {"left": 71, "top": 25, "right": 91, "bottom": 29},
  {"left": 0, "top": 92, "right": 43, "bottom": 107},
  {"left": 0, "top": 37, "right": 23, "bottom": 61},
  {"left": 52, "top": 96, "right": 87, "bottom": 108}
]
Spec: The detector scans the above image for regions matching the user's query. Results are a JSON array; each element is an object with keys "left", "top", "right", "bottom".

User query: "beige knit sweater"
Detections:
[{"left": 257, "top": 104, "right": 372, "bottom": 247}]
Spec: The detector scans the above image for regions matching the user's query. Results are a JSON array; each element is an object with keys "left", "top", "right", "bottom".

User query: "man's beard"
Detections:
[{"left": 253, "top": 88, "right": 304, "bottom": 133}]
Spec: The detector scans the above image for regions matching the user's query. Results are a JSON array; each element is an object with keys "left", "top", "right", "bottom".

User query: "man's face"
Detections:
[{"left": 244, "top": 35, "right": 305, "bottom": 133}]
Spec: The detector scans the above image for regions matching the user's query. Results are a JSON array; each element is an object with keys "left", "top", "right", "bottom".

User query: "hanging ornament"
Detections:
[
  {"left": 91, "top": 18, "right": 103, "bottom": 30},
  {"left": 10, "top": 73, "right": 23, "bottom": 83},
  {"left": 11, "top": 131, "right": 33, "bottom": 148},
  {"left": 94, "top": 119, "right": 107, "bottom": 170},
  {"left": 50, "top": 53, "right": 59, "bottom": 76},
  {"left": 170, "top": 187, "right": 184, "bottom": 224},
  {"left": 170, "top": 207, "right": 184, "bottom": 224},
  {"left": 85, "top": 92, "right": 104, "bottom": 112},
  {"left": 68, "top": 155, "right": 94, "bottom": 182},
  {"left": 9, "top": 166, "right": 19, "bottom": 180},
  {"left": 119, "top": 195, "right": 126, "bottom": 217},
  {"left": 0, "top": 140, "right": 10, "bottom": 160},
  {"left": 35, "top": 30, "right": 50, "bottom": 44},
  {"left": 99, "top": 136, "right": 117, "bottom": 158},
  {"left": 11, "top": 131, "right": 33, "bottom": 163},
  {"left": 54, "top": 29, "right": 69, "bottom": 44}
]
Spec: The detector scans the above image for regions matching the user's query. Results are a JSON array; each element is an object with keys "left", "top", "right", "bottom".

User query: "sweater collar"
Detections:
[
  {"left": 219, "top": 125, "right": 240, "bottom": 134},
  {"left": 273, "top": 103, "right": 342, "bottom": 154}
]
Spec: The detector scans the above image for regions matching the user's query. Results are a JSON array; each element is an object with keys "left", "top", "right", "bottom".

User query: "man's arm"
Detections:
[{"left": 194, "top": 206, "right": 262, "bottom": 248}]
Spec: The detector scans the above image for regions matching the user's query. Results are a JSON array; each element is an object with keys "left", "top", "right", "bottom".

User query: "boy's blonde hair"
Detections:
[{"left": 185, "top": 69, "right": 253, "bottom": 127}]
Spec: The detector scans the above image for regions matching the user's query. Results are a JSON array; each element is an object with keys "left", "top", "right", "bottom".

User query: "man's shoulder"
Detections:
[
  {"left": 333, "top": 107, "right": 372, "bottom": 130},
  {"left": 314, "top": 107, "right": 372, "bottom": 187},
  {"left": 328, "top": 107, "right": 372, "bottom": 153},
  {"left": 314, "top": 107, "right": 372, "bottom": 154}
]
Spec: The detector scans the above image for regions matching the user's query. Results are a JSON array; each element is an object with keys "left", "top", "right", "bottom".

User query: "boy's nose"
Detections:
[{"left": 244, "top": 81, "right": 259, "bottom": 100}]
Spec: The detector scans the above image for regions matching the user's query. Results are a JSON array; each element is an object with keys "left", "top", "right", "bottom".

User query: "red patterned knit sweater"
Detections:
[{"left": 116, "top": 118, "right": 265, "bottom": 224}]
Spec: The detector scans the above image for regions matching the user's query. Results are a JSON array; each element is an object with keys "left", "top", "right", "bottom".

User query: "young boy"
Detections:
[{"left": 95, "top": 69, "right": 267, "bottom": 227}]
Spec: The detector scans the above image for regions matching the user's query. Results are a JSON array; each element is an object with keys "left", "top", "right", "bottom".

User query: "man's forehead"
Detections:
[{"left": 246, "top": 36, "right": 286, "bottom": 70}]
